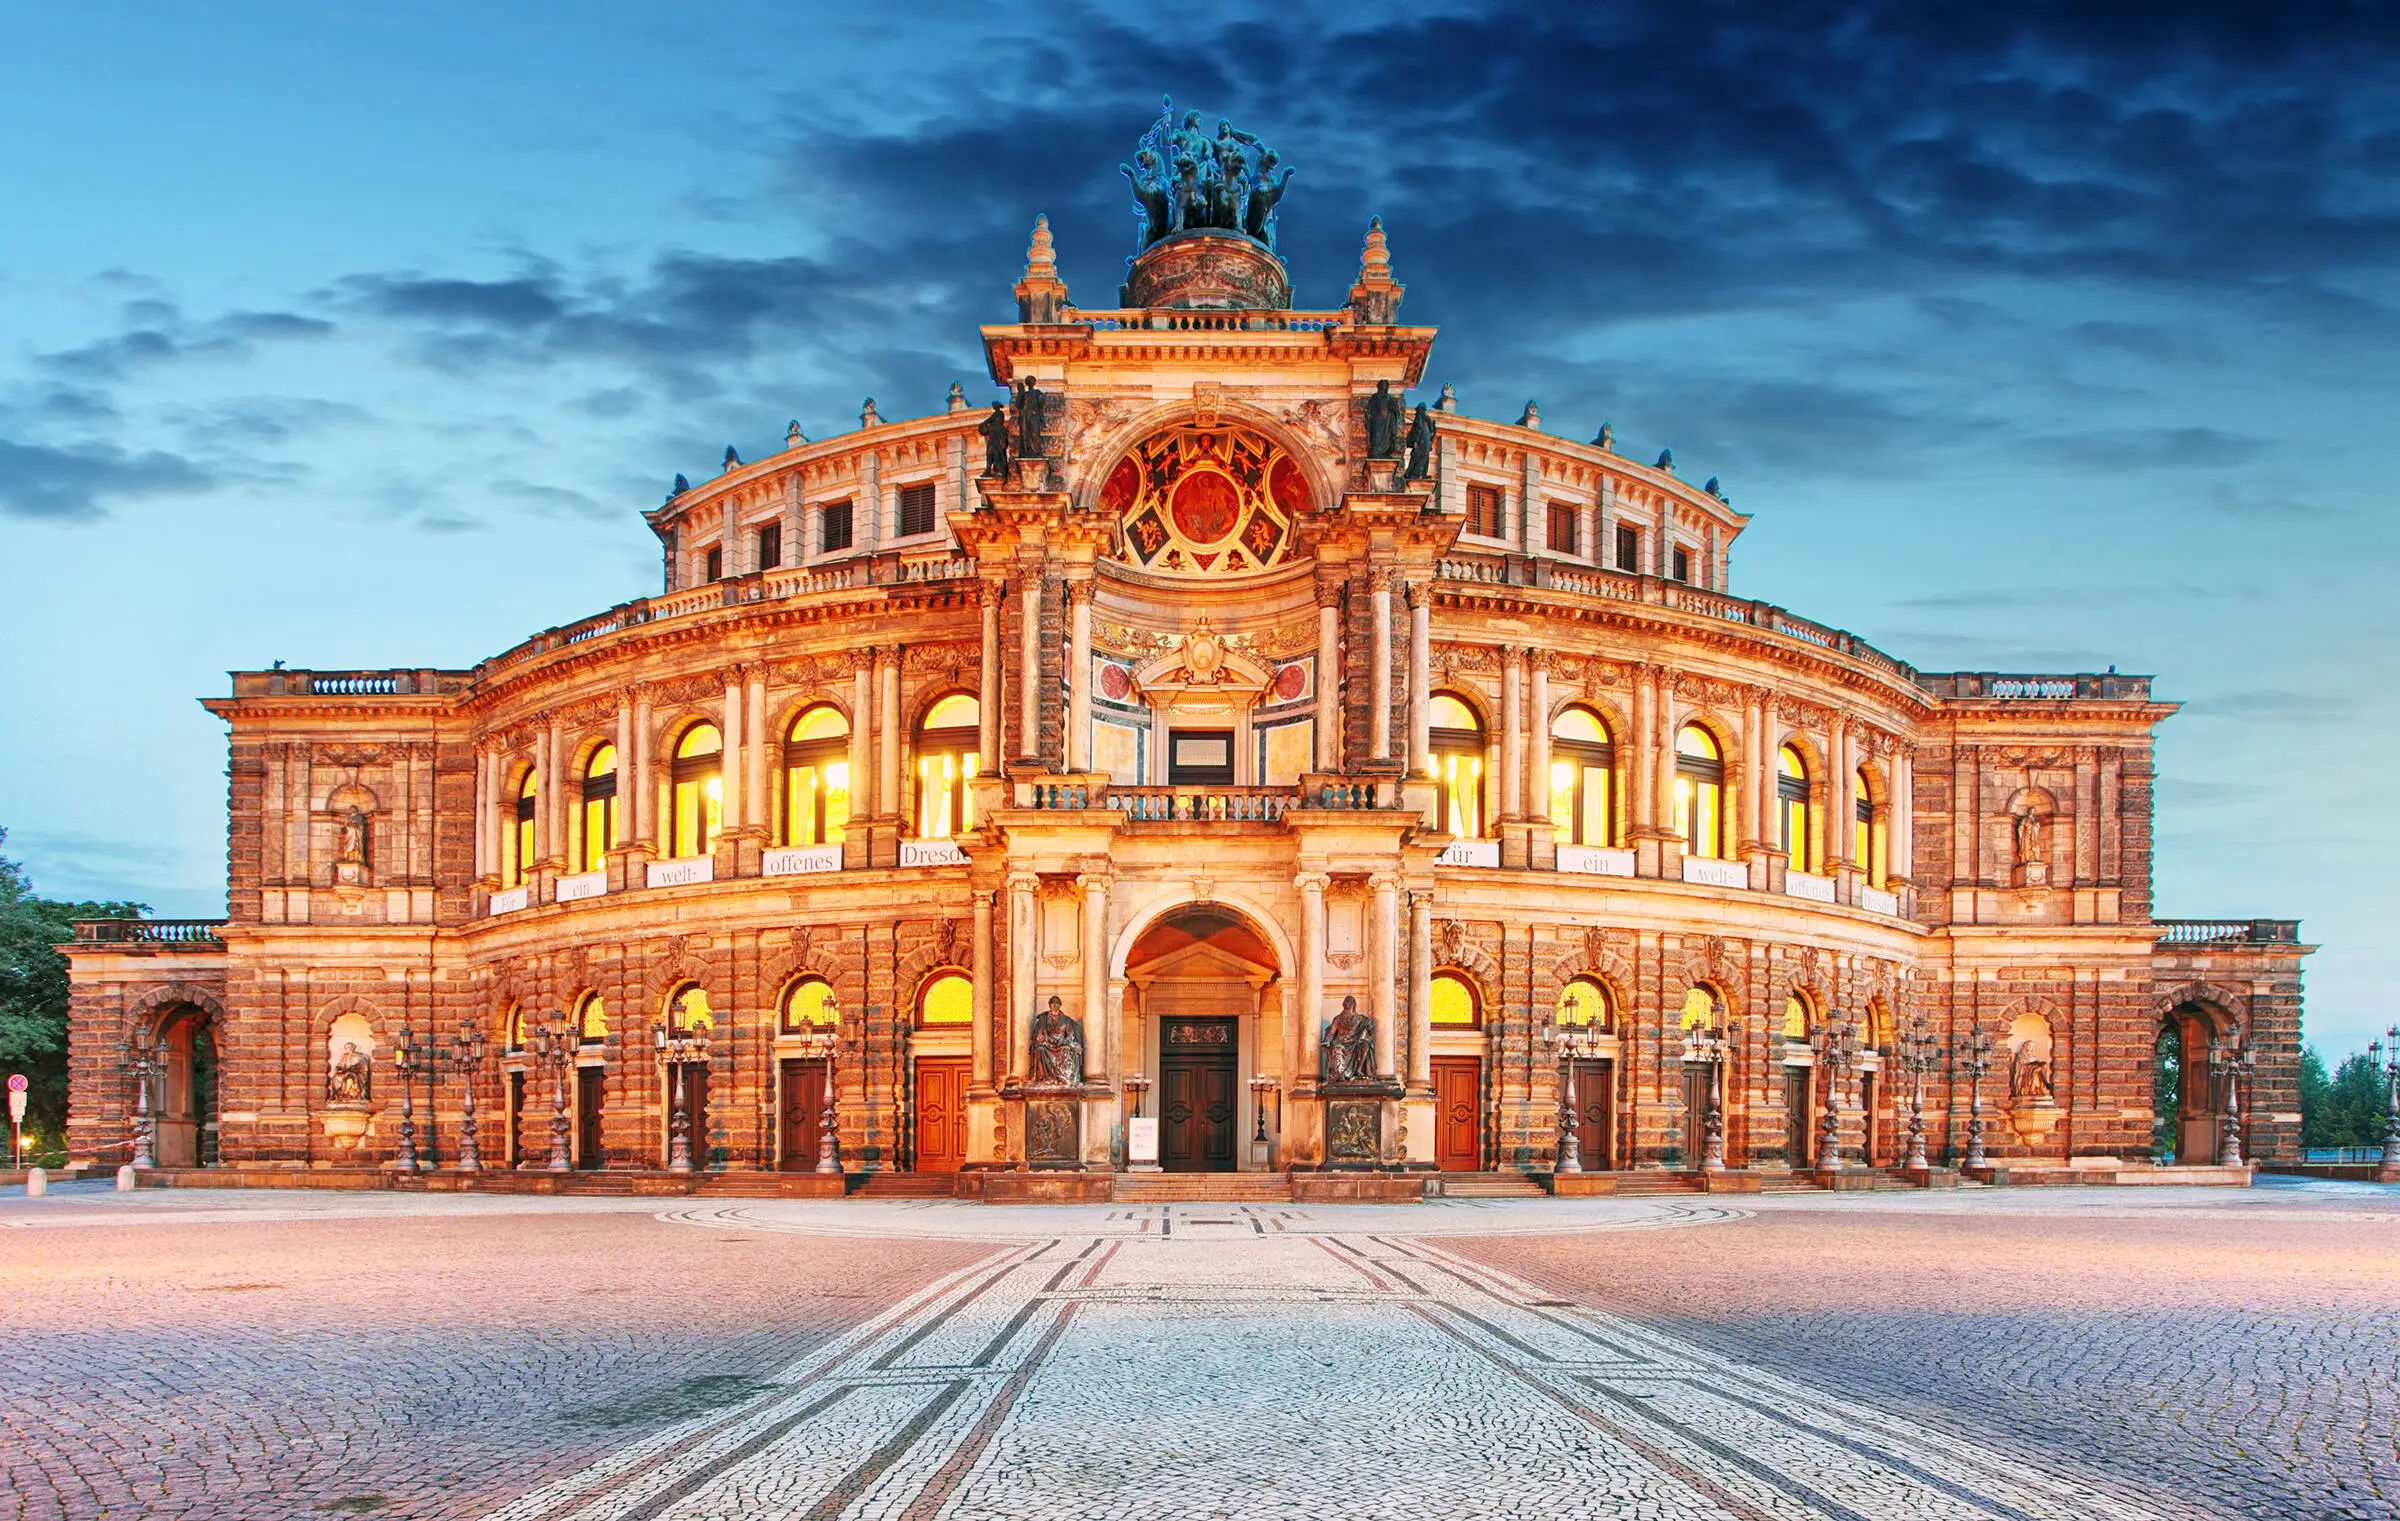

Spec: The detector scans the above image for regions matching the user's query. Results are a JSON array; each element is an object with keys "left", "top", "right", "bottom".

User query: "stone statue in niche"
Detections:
[
  {"left": 1012, "top": 379, "right": 1049, "bottom": 461},
  {"left": 1321, "top": 995, "right": 1376, "bottom": 1084},
  {"left": 1030, "top": 994, "right": 1086, "bottom": 1087},
  {"left": 2010, "top": 1044, "right": 2056, "bottom": 1104},
  {"left": 337, "top": 806, "right": 370, "bottom": 866},
  {"left": 327, "top": 1041, "right": 371, "bottom": 1104},
  {"left": 1402, "top": 403, "right": 1436, "bottom": 481},
  {"left": 1363, "top": 379, "right": 1404, "bottom": 460},
  {"left": 2014, "top": 811, "right": 2047, "bottom": 870},
  {"left": 978, "top": 402, "right": 1012, "bottom": 478}
]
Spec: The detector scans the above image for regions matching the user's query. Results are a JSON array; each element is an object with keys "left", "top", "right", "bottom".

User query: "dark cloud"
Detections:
[
  {"left": 0, "top": 437, "right": 213, "bottom": 522},
  {"left": 2042, "top": 426, "right": 2267, "bottom": 472},
  {"left": 2069, "top": 321, "right": 2219, "bottom": 361},
  {"left": 2183, "top": 689, "right": 2354, "bottom": 723},
  {"left": 40, "top": 303, "right": 333, "bottom": 381}
]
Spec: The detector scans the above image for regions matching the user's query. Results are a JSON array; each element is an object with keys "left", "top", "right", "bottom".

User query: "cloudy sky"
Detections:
[{"left": 3, "top": 3, "right": 2394, "bottom": 1053}]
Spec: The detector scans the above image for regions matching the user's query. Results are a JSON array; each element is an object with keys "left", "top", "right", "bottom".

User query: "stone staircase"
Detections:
[
  {"left": 1113, "top": 1172, "right": 1294, "bottom": 1204},
  {"left": 1432, "top": 1171, "right": 1549, "bottom": 1199},
  {"left": 849, "top": 1173, "right": 963, "bottom": 1199}
]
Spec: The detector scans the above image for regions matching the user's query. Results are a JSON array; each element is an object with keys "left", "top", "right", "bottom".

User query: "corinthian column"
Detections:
[
  {"left": 1080, "top": 871, "right": 1110, "bottom": 1081},
  {"left": 613, "top": 696, "right": 634, "bottom": 847},
  {"left": 1007, "top": 870, "right": 1038, "bottom": 1081},
  {"left": 1408, "top": 890, "right": 1433, "bottom": 1088},
  {"left": 1066, "top": 581, "right": 1092, "bottom": 773},
  {"left": 1369, "top": 873, "right": 1399, "bottom": 1079},
  {"left": 720, "top": 672, "right": 744, "bottom": 831},
  {"left": 1528, "top": 653, "right": 1552, "bottom": 824},
  {"left": 1369, "top": 569, "right": 1394, "bottom": 762},
  {"left": 1407, "top": 582, "right": 1432, "bottom": 777},
  {"left": 1316, "top": 585, "right": 1342, "bottom": 772},
  {"left": 1018, "top": 568, "right": 1043, "bottom": 765},
  {"left": 971, "top": 888, "right": 995, "bottom": 1087},
  {"left": 1501, "top": 649, "right": 1524, "bottom": 820},
  {"left": 1295, "top": 873, "right": 1327, "bottom": 1084},
  {"left": 849, "top": 650, "right": 874, "bottom": 819},
  {"left": 978, "top": 581, "right": 1001, "bottom": 770},
  {"left": 746, "top": 667, "right": 768, "bottom": 831},
  {"left": 633, "top": 686, "right": 655, "bottom": 847},
  {"left": 878, "top": 648, "right": 902, "bottom": 819}
]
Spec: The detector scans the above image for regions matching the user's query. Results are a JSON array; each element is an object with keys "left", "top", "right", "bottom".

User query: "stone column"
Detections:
[
  {"left": 971, "top": 889, "right": 995, "bottom": 1087},
  {"left": 1080, "top": 871, "right": 1109, "bottom": 1076},
  {"left": 746, "top": 669, "right": 768, "bottom": 833},
  {"left": 1407, "top": 583, "right": 1432, "bottom": 777},
  {"left": 978, "top": 583, "right": 1001, "bottom": 771},
  {"left": 1295, "top": 873, "right": 1327, "bottom": 1084},
  {"left": 1408, "top": 890, "right": 1433, "bottom": 1089},
  {"left": 614, "top": 697, "right": 635, "bottom": 847},
  {"left": 633, "top": 688, "right": 655, "bottom": 846},
  {"left": 1018, "top": 568, "right": 1043, "bottom": 764},
  {"left": 878, "top": 648, "right": 902, "bottom": 820},
  {"left": 1501, "top": 649, "right": 1524, "bottom": 819},
  {"left": 1007, "top": 871, "right": 1038, "bottom": 1082},
  {"left": 1369, "top": 569, "right": 1393, "bottom": 762},
  {"left": 1528, "top": 653, "right": 1552, "bottom": 824},
  {"left": 1826, "top": 714, "right": 1849, "bottom": 869},
  {"left": 1369, "top": 874, "right": 1399, "bottom": 1079},
  {"left": 472, "top": 747, "right": 490, "bottom": 879},
  {"left": 849, "top": 651, "right": 874, "bottom": 820},
  {"left": 1654, "top": 678, "right": 1678, "bottom": 837},
  {"left": 1893, "top": 748, "right": 1914, "bottom": 883},
  {"left": 1745, "top": 690, "right": 1769, "bottom": 849},
  {"left": 531, "top": 725, "right": 553, "bottom": 866},
  {"left": 1066, "top": 581, "right": 1092, "bottom": 773},
  {"left": 1316, "top": 585, "right": 1342, "bottom": 773},
  {"left": 720, "top": 673, "right": 744, "bottom": 831}
]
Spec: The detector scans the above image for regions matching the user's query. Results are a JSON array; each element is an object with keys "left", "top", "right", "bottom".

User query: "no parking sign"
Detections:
[{"left": 6, "top": 1073, "right": 24, "bottom": 1125}]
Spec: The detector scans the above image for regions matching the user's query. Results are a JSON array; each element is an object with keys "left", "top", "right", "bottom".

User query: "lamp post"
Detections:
[
  {"left": 527, "top": 1018, "right": 572, "bottom": 1172},
  {"left": 802, "top": 994, "right": 841, "bottom": 1175},
  {"left": 1249, "top": 1073, "right": 1278, "bottom": 1146},
  {"left": 1813, "top": 1015, "right": 1859, "bottom": 1172},
  {"left": 117, "top": 1031, "right": 160, "bottom": 1170},
  {"left": 450, "top": 1025, "right": 488, "bottom": 1173},
  {"left": 1122, "top": 1072, "right": 1152, "bottom": 1117},
  {"left": 1553, "top": 989, "right": 1607, "bottom": 1174},
  {"left": 2211, "top": 1034, "right": 2257, "bottom": 1168},
  {"left": 2375, "top": 1026, "right": 2400, "bottom": 1184},
  {"left": 1896, "top": 1014, "right": 1940, "bottom": 1171},
  {"left": 653, "top": 1019, "right": 711, "bottom": 1174},
  {"left": 1680, "top": 1019, "right": 1734, "bottom": 1173},
  {"left": 1954, "top": 1023, "right": 1996, "bottom": 1171},
  {"left": 391, "top": 1018, "right": 443, "bottom": 1171}
]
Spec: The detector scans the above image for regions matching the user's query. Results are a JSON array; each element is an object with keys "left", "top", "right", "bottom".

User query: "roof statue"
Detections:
[
  {"left": 786, "top": 419, "right": 806, "bottom": 447},
  {"left": 1122, "top": 98, "right": 1294, "bottom": 257},
  {"left": 723, "top": 446, "right": 741, "bottom": 472},
  {"left": 1655, "top": 448, "right": 1675, "bottom": 473}
]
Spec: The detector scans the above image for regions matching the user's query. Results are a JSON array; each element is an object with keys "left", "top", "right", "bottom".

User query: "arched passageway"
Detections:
[{"left": 1124, "top": 907, "right": 1280, "bottom": 1172}]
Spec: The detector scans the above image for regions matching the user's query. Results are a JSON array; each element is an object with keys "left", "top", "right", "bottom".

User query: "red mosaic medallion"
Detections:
[
  {"left": 1098, "top": 663, "right": 1133, "bottom": 701},
  {"left": 1274, "top": 662, "right": 1309, "bottom": 701},
  {"left": 1169, "top": 470, "right": 1241, "bottom": 545}
]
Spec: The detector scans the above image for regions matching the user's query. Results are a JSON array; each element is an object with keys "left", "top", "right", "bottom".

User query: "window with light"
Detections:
[
  {"left": 1854, "top": 770, "right": 1885, "bottom": 886},
  {"left": 1673, "top": 725, "right": 1726, "bottom": 859},
  {"left": 502, "top": 1003, "right": 526, "bottom": 1052},
  {"left": 666, "top": 983, "right": 714, "bottom": 1034},
  {"left": 576, "top": 993, "right": 607, "bottom": 1045},
  {"left": 580, "top": 745, "right": 617, "bottom": 873},
  {"left": 1430, "top": 693, "right": 1485, "bottom": 838},
  {"left": 780, "top": 976, "right": 837, "bottom": 1033},
  {"left": 670, "top": 724, "right": 722, "bottom": 859},
  {"left": 1679, "top": 985, "right": 1724, "bottom": 1031},
  {"left": 1430, "top": 971, "right": 1479, "bottom": 1027},
  {"left": 1555, "top": 977, "right": 1611, "bottom": 1031},
  {"left": 1781, "top": 993, "right": 1810, "bottom": 1041},
  {"left": 1547, "top": 706, "right": 1615, "bottom": 845},
  {"left": 783, "top": 706, "right": 850, "bottom": 847},
  {"left": 1777, "top": 744, "right": 1813, "bottom": 872},
  {"left": 509, "top": 768, "right": 536, "bottom": 886},
  {"left": 914, "top": 694, "right": 980, "bottom": 839},
  {"left": 918, "top": 971, "right": 972, "bottom": 1027}
]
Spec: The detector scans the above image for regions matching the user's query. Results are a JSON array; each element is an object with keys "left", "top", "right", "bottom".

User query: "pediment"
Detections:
[{"left": 1129, "top": 937, "right": 1277, "bottom": 987}]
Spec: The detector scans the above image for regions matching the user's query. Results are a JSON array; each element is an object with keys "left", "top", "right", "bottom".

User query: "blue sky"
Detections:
[{"left": 3, "top": 3, "right": 2394, "bottom": 1055}]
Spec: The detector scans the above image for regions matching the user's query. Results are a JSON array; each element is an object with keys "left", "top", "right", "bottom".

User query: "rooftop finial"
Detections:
[
  {"left": 946, "top": 381, "right": 967, "bottom": 413},
  {"left": 1346, "top": 216, "right": 1405, "bottom": 325},
  {"left": 1024, "top": 214, "right": 1057, "bottom": 278},
  {"left": 1655, "top": 447, "right": 1675, "bottom": 474},
  {"left": 786, "top": 419, "right": 806, "bottom": 447},
  {"left": 1517, "top": 400, "right": 1542, "bottom": 430},
  {"left": 1593, "top": 423, "right": 1614, "bottom": 452},
  {"left": 1436, "top": 382, "right": 1457, "bottom": 413},
  {"left": 1015, "top": 214, "right": 1070, "bottom": 323},
  {"left": 860, "top": 397, "right": 881, "bottom": 429},
  {"left": 722, "top": 446, "right": 741, "bottom": 473}
]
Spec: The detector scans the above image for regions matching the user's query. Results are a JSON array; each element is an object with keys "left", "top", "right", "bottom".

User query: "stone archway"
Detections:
[
  {"left": 2155, "top": 999, "right": 2238, "bottom": 1164},
  {"left": 150, "top": 1004, "right": 219, "bottom": 1168},
  {"left": 1123, "top": 905, "right": 1281, "bottom": 1172}
]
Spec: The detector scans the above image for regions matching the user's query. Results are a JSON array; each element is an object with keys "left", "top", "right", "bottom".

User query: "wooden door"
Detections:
[
  {"left": 1572, "top": 1059, "right": 1615, "bottom": 1171},
  {"left": 1432, "top": 1056, "right": 1482, "bottom": 1171},
  {"left": 508, "top": 1071, "right": 528, "bottom": 1167},
  {"left": 778, "top": 1058, "right": 827, "bottom": 1171},
  {"left": 671, "top": 1066, "right": 710, "bottom": 1168},
  {"left": 915, "top": 1057, "right": 968, "bottom": 1172},
  {"left": 1858, "top": 1071, "right": 1880, "bottom": 1166},
  {"left": 575, "top": 1067, "right": 604, "bottom": 1169},
  {"left": 1681, "top": 1064, "right": 1712, "bottom": 1166},
  {"left": 1785, "top": 1065, "right": 1813, "bottom": 1167},
  {"left": 1159, "top": 1018, "right": 1237, "bottom": 1171}
]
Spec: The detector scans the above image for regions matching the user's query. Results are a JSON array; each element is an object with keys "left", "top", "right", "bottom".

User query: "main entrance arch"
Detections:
[
  {"left": 1124, "top": 906, "right": 1280, "bottom": 1172},
  {"left": 150, "top": 1004, "right": 219, "bottom": 1168},
  {"left": 2156, "top": 1001, "right": 2235, "bottom": 1163}
]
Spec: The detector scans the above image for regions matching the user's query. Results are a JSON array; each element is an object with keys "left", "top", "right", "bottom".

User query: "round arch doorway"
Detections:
[
  {"left": 149, "top": 1005, "right": 219, "bottom": 1168},
  {"left": 1125, "top": 907, "right": 1280, "bottom": 1172}
]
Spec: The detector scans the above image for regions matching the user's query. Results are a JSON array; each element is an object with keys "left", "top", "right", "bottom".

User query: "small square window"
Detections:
[
  {"left": 1616, "top": 525, "right": 1640, "bottom": 572},
  {"left": 821, "top": 501, "right": 853, "bottom": 553},
  {"left": 1547, "top": 501, "right": 1578, "bottom": 555},
  {"left": 704, "top": 546, "right": 723, "bottom": 582},
  {"left": 757, "top": 523, "right": 782, "bottom": 571},
  {"left": 1671, "top": 547, "right": 1691, "bottom": 583},
  {"left": 1465, "top": 484, "right": 1503, "bottom": 538},
  {"left": 898, "top": 482, "right": 936, "bottom": 537}
]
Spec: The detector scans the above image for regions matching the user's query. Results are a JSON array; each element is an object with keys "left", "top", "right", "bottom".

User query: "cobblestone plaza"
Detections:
[{"left": 5, "top": 1181, "right": 2393, "bottom": 1519}]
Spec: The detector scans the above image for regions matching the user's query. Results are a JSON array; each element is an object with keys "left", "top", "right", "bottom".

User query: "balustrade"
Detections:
[{"left": 73, "top": 919, "right": 227, "bottom": 945}]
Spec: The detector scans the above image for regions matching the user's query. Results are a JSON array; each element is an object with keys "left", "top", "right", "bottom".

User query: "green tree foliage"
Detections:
[
  {"left": 2298, "top": 1043, "right": 2393, "bottom": 1151},
  {"left": 0, "top": 829, "right": 146, "bottom": 1153}
]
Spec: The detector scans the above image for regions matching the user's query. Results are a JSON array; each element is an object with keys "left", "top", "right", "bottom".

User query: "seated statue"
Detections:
[
  {"left": 1030, "top": 995, "right": 1085, "bottom": 1088},
  {"left": 1321, "top": 995, "right": 1376, "bottom": 1084},
  {"left": 327, "top": 1041, "right": 371, "bottom": 1104}
]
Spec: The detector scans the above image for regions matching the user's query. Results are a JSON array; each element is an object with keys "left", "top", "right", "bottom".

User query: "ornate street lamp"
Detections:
[
  {"left": 1551, "top": 990, "right": 1608, "bottom": 1174},
  {"left": 1896, "top": 1014, "right": 1941, "bottom": 1171},
  {"left": 450, "top": 1025, "right": 488, "bottom": 1173},
  {"left": 2210, "top": 1034, "right": 2258, "bottom": 1168},
  {"left": 1680, "top": 1018, "right": 1736, "bottom": 1173},
  {"left": 1122, "top": 1072, "right": 1153, "bottom": 1117},
  {"left": 653, "top": 1018, "right": 711, "bottom": 1174},
  {"left": 798, "top": 993, "right": 842, "bottom": 1176},
  {"left": 391, "top": 1018, "right": 442, "bottom": 1171},
  {"left": 526, "top": 1018, "right": 572, "bottom": 1173},
  {"left": 2375, "top": 1026, "right": 2400, "bottom": 1183},
  {"left": 1249, "top": 1073, "right": 1278, "bottom": 1145},
  {"left": 1954, "top": 1023, "right": 1997, "bottom": 1171},
  {"left": 1812, "top": 1016, "right": 1859, "bottom": 1172},
  {"left": 117, "top": 1031, "right": 160, "bottom": 1170}
]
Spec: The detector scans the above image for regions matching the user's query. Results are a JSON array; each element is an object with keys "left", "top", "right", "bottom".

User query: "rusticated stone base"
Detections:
[
  {"left": 984, "top": 1170, "right": 1113, "bottom": 1204},
  {"left": 1680, "top": 1170, "right": 1764, "bottom": 1193},
  {"left": 1289, "top": 1172, "right": 1423, "bottom": 1203},
  {"left": 1549, "top": 1173, "right": 1618, "bottom": 1196}
]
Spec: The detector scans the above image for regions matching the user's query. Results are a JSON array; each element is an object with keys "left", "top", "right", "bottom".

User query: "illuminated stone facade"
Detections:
[{"left": 62, "top": 208, "right": 2311, "bottom": 1190}]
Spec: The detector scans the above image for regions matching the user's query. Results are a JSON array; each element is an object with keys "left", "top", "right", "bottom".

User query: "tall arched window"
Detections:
[
  {"left": 502, "top": 1003, "right": 526, "bottom": 1052},
  {"left": 670, "top": 724, "right": 722, "bottom": 859},
  {"left": 1673, "top": 725, "right": 1726, "bottom": 860},
  {"left": 1679, "top": 985, "right": 1724, "bottom": 1031},
  {"left": 1777, "top": 745, "right": 1813, "bottom": 872},
  {"left": 509, "top": 768, "right": 537, "bottom": 886},
  {"left": 580, "top": 745, "right": 617, "bottom": 874},
  {"left": 915, "top": 695, "right": 980, "bottom": 839},
  {"left": 1555, "top": 976, "right": 1612, "bottom": 1031},
  {"left": 1547, "top": 707, "right": 1615, "bottom": 845},
  {"left": 575, "top": 992, "right": 607, "bottom": 1045},
  {"left": 1430, "top": 971, "right": 1480, "bottom": 1028},
  {"left": 1781, "top": 993, "right": 1812, "bottom": 1040},
  {"left": 1430, "top": 694, "right": 1485, "bottom": 838},
  {"left": 783, "top": 706, "right": 851, "bottom": 847},
  {"left": 665, "top": 983, "right": 714, "bottom": 1034},
  {"left": 1854, "top": 770, "right": 1885, "bottom": 887},
  {"left": 779, "top": 975, "right": 837, "bottom": 1033},
  {"left": 917, "top": 971, "right": 973, "bottom": 1027}
]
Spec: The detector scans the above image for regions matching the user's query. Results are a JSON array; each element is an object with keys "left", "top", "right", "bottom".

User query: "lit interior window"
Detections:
[
  {"left": 1673, "top": 725, "right": 1726, "bottom": 860},
  {"left": 1547, "top": 706, "right": 1614, "bottom": 846},
  {"left": 915, "top": 695, "right": 980, "bottom": 839},
  {"left": 784, "top": 706, "right": 851, "bottom": 848},
  {"left": 1679, "top": 985, "right": 1722, "bottom": 1031},
  {"left": 671, "top": 724, "right": 722, "bottom": 859},
  {"left": 1778, "top": 744, "right": 1812, "bottom": 873},
  {"left": 781, "top": 977, "right": 836, "bottom": 1031},
  {"left": 1430, "top": 693, "right": 1484, "bottom": 838},
  {"left": 580, "top": 744, "right": 617, "bottom": 874},
  {"left": 919, "top": 971, "right": 973, "bottom": 1026},
  {"left": 1430, "top": 972, "right": 1478, "bottom": 1026},
  {"left": 577, "top": 993, "right": 607, "bottom": 1044},
  {"left": 1555, "top": 977, "right": 1610, "bottom": 1030}
]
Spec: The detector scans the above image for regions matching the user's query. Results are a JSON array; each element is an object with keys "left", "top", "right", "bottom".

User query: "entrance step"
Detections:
[
  {"left": 691, "top": 1172, "right": 848, "bottom": 1198},
  {"left": 1113, "top": 1173, "right": 1293, "bottom": 1204},
  {"left": 1432, "top": 1172, "right": 1549, "bottom": 1199},
  {"left": 1606, "top": 1172, "right": 1707, "bottom": 1196},
  {"left": 850, "top": 1173, "right": 963, "bottom": 1199}
]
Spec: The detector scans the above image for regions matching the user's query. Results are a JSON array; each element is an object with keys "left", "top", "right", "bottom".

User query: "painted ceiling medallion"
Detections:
[{"left": 1105, "top": 424, "right": 1309, "bottom": 573}]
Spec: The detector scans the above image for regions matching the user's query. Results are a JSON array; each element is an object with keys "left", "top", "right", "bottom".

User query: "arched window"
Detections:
[
  {"left": 1673, "top": 725, "right": 1726, "bottom": 860},
  {"left": 1781, "top": 993, "right": 1811, "bottom": 1041},
  {"left": 783, "top": 706, "right": 851, "bottom": 848},
  {"left": 501, "top": 1003, "right": 526, "bottom": 1052},
  {"left": 665, "top": 983, "right": 714, "bottom": 1034},
  {"left": 1430, "top": 694, "right": 1485, "bottom": 838},
  {"left": 576, "top": 992, "right": 607, "bottom": 1045},
  {"left": 917, "top": 971, "right": 972, "bottom": 1027},
  {"left": 1778, "top": 745, "right": 1813, "bottom": 872},
  {"left": 1678, "top": 984, "right": 1724, "bottom": 1031},
  {"left": 779, "top": 975, "right": 837, "bottom": 1033},
  {"left": 1555, "top": 976, "right": 1612, "bottom": 1032},
  {"left": 580, "top": 745, "right": 617, "bottom": 874},
  {"left": 1854, "top": 770, "right": 1885, "bottom": 887},
  {"left": 509, "top": 768, "right": 537, "bottom": 886},
  {"left": 1547, "top": 706, "right": 1615, "bottom": 846},
  {"left": 670, "top": 724, "right": 723, "bottom": 859},
  {"left": 1430, "top": 971, "right": 1480, "bottom": 1028},
  {"left": 915, "top": 695, "right": 980, "bottom": 840}
]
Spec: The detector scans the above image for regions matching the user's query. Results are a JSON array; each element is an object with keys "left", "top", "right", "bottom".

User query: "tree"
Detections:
[
  {"left": 2299, "top": 1042, "right": 2393, "bottom": 1152},
  {"left": 0, "top": 829, "right": 146, "bottom": 1155}
]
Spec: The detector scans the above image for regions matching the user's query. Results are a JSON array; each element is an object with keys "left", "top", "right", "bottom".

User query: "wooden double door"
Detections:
[
  {"left": 778, "top": 1058, "right": 829, "bottom": 1171},
  {"left": 1568, "top": 1059, "right": 1615, "bottom": 1171},
  {"left": 916, "top": 1056, "right": 969, "bottom": 1173},
  {"left": 1160, "top": 1018, "right": 1238, "bottom": 1171},
  {"left": 1432, "top": 1056, "right": 1482, "bottom": 1172}
]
